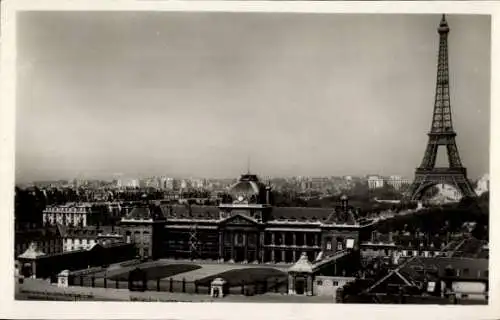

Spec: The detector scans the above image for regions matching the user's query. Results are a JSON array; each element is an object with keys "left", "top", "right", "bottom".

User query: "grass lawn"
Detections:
[
  {"left": 195, "top": 267, "right": 286, "bottom": 287},
  {"left": 108, "top": 264, "right": 201, "bottom": 281}
]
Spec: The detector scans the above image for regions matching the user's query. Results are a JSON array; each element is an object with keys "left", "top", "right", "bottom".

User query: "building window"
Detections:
[
  {"left": 317, "top": 280, "right": 323, "bottom": 285},
  {"left": 326, "top": 241, "right": 332, "bottom": 250},
  {"left": 235, "top": 234, "right": 243, "bottom": 245},
  {"left": 463, "top": 268, "right": 470, "bottom": 276},
  {"left": 333, "top": 281, "right": 339, "bottom": 286},
  {"left": 337, "top": 241, "right": 343, "bottom": 251},
  {"left": 248, "top": 233, "right": 257, "bottom": 247}
]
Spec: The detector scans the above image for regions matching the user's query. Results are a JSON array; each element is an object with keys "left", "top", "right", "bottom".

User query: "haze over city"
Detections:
[{"left": 16, "top": 13, "right": 490, "bottom": 183}]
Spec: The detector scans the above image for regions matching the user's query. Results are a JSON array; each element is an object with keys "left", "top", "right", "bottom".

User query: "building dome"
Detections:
[{"left": 228, "top": 174, "right": 266, "bottom": 204}]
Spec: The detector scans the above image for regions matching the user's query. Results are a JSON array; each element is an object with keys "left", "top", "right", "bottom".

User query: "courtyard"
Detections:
[{"left": 69, "top": 259, "right": 290, "bottom": 295}]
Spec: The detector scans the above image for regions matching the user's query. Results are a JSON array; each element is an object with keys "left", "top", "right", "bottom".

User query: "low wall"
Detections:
[
  {"left": 70, "top": 266, "right": 106, "bottom": 277},
  {"left": 17, "top": 289, "right": 95, "bottom": 301},
  {"left": 67, "top": 274, "right": 289, "bottom": 296}
]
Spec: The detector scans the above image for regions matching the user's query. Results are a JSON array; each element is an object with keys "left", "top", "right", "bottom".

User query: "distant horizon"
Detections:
[
  {"left": 16, "top": 171, "right": 425, "bottom": 185},
  {"left": 15, "top": 168, "right": 491, "bottom": 185},
  {"left": 16, "top": 13, "right": 491, "bottom": 184},
  {"left": 16, "top": 170, "right": 490, "bottom": 186}
]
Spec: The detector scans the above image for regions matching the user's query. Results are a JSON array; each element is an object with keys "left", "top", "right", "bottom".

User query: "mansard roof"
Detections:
[
  {"left": 15, "top": 226, "right": 62, "bottom": 242},
  {"left": 270, "top": 207, "right": 332, "bottom": 222},
  {"left": 449, "top": 237, "right": 489, "bottom": 258},
  {"left": 160, "top": 204, "right": 339, "bottom": 223},
  {"left": 392, "top": 234, "right": 446, "bottom": 250},
  {"left": 152, "top": 203, "right": 364, "bottom": 225},
  {"left": 160, "top": 204, "right": 220, "bottom": 220},
  {"left": 124, "top": 204, "right": 164, "bottom": 221},
  {"left": 403, "top": 256, "right": 489, "bottom": 281},
  {"left": 270, "top": 206, "right": 359, "bottom": 225},
  {"left": 61, "top": 225, "right": 122, "bottom": 239}
]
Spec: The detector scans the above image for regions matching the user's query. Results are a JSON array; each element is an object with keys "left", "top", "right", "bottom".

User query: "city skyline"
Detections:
[{"left": 16, "top": 13, "right": 490, "bottom": 184}]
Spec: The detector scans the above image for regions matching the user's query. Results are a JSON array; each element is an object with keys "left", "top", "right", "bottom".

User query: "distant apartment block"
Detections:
[
  {"left": 191, "top": 178, "right": 206, "bottom": 189},
  {"left": 180, "top": 179, "right": 192, "bottom": 190},
  {"left": 118, "top": 178, "right": 140, "bottom": 188},
  {"left": 167, "top": 177, "right": 178, "bottom": 190},
  {"left": 367, "top": 175, "right": 410, "bottom": 190},
  {"left": 386, "top": 175, "right": 410, "bottom": 191},
  {"left": 368, "top": 176, "right": 385, "bottom": 189},
  {"left": 129, "top": 179, "right": 140, "bottom": 188}
]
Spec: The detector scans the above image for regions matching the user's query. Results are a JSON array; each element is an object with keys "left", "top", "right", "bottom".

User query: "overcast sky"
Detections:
[{"left": 16, "top": 12, "right": 490, "bottom": 183}]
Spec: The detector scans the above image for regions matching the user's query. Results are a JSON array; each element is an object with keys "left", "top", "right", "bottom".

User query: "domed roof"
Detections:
[{"left": 228, "top": 174, "right": 266, "bottom": 203}]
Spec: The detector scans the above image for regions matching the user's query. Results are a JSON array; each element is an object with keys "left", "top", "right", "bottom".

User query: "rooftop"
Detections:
[
  {"left": 15, "top": 227, "right": 62, "bottom": 242},
  {"left": 404, "top": 256, "right": 489, "bottom": 281},
  {"left": 288, "top": 252, "right": 314, "bottom": 273},
  {"left": 59, "top": 225, "right": 122, "bottom": 238},
  {"left": 123, "top": 205, "right": 165, "bottom": 221},
  {"left": 154, "top": 203, "right": 365, "bottom": 226}
]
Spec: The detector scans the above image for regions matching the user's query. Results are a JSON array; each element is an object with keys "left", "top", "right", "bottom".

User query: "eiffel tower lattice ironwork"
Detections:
[{"left": 407, "top": 15, "right": 476, "bottom": 201}]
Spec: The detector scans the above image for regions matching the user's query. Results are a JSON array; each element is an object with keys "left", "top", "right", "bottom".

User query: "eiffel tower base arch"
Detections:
[{"left": 407, "top": 168, "right": 476, "bottom": 201}]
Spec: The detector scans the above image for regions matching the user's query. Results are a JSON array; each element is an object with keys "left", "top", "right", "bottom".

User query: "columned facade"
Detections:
[
  {"left": 162, "top": 222, "right": 370, "bottom": 264},
  {"left": 261, "top": 229, "right": 322, "bottom": 263}
]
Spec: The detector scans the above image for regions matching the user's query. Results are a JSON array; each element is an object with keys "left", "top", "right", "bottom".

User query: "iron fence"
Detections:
[{"left": 67, "top": 275, "right": 289, "bottom": 295}]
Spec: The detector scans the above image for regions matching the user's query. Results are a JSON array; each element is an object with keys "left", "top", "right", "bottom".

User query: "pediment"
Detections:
[{"left": 221, "top": 213, "right": 258, "bottom": 226}]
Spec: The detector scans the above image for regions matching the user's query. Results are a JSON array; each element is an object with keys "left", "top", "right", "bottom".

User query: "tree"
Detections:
[{"left": 471, "top": 223, "right": 488, "bottom": 241}]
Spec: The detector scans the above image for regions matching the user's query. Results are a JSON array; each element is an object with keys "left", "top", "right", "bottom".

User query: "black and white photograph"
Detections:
[{"left": 0, "top": 1, "right": 497, "bottom": 319}]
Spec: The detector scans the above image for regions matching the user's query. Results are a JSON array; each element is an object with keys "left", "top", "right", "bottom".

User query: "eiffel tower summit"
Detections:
[{"left": 407, "top": 15, "right": 476, "bottom": 201}]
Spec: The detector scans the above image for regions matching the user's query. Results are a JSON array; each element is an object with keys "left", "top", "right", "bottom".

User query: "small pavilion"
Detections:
[
  {"left": 17, "top": 242, "right": 46, "bottom": 278},
  {"left": 287, "top": 252, "right": 314, "bottom": 296}
]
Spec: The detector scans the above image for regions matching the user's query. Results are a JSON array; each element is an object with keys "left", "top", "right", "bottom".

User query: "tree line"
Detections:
[{"left": 376, "top": 192, "right": 489, "bottom": 240}]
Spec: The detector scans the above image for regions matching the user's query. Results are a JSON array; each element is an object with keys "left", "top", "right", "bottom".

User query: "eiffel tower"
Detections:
[{"left": 407, "top": 15, "right": 476, "bottom": 201}]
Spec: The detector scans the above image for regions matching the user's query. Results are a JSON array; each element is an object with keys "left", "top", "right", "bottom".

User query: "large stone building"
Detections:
[
  {"left": 59, "top": 225, "right": 124, "bottom": 252},
  {"left": 120, "top": 173, "right": 376, "bottom": 264},
  {"left": 43, "top": 202, "right": 121, "bottom": 228}
]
